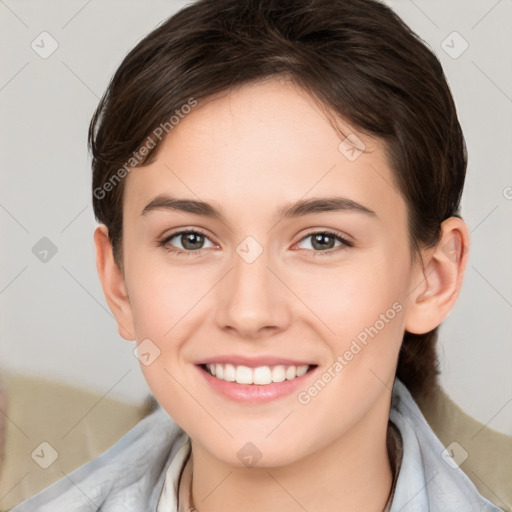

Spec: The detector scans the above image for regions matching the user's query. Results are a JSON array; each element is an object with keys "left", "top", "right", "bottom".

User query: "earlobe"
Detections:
[
  {"left": 94, "top": 225, "right": 136, "bottom": 341},
  {"left": 405, "top": 217, "right": 470, "bottom": 335}
]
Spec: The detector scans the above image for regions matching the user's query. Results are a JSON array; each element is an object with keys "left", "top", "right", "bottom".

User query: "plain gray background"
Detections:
[{"left": 0, "top": 0, "right": 511, "bottom": 436}]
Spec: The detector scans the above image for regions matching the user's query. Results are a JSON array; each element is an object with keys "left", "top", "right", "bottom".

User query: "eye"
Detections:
[
  {"left": 159, "top": 228, "right": 353, "bottom": 257},
  {"left": 160, "top": 229, "right": 216, "bottom": 255},
  {"left": 295, "top": 230, "right": 353, "bottom": 256}
]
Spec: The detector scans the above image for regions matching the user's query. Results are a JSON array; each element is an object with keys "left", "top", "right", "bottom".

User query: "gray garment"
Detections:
[{"left": 9, "top": 378, "right": 504, "bottom": 512}]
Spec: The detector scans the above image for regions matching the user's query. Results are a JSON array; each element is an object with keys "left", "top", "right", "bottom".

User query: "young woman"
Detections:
[{"left": 10, "top": 0, "right": 505, "bottom": 510}]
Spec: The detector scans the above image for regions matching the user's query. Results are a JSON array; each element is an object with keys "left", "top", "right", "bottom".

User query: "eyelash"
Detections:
[{"left": 159, "top": 229, "right": 353, "bottom": 257}]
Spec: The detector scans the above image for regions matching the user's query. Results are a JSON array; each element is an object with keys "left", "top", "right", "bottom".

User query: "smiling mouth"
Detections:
[{"left": 199, "top": 363, "right": 318, "bottom": 385}]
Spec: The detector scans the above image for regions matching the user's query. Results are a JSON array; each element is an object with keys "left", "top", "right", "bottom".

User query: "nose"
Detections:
[{"left": 214, "top": 243, "right": 292, "bottom": 340}]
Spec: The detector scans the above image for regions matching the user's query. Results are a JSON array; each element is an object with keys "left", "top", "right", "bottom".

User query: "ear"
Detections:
[
  {"left": 404, "top": 217, "right": 470, "bottom": 334},
  {"left": 94, "top": 225, "right": 136, "bottom": 341}
]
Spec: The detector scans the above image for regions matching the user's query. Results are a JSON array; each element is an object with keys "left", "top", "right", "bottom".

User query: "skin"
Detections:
[{"left": 94, "top": 77, "right": 469, "bottom": 512}]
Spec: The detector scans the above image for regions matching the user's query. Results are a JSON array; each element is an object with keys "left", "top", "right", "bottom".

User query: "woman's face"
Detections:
[{"left": 119, "top": 78, "right": 423, "bottom": 467}]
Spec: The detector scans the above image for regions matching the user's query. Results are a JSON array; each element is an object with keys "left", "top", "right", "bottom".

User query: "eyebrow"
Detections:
[{"left": 141, "top": 194, "right": 377, "bottom": 221}]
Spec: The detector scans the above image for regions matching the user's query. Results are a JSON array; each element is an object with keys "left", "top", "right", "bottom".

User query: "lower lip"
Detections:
[{"left": 196, "top": 364, "right": 317, "bottom": 403}]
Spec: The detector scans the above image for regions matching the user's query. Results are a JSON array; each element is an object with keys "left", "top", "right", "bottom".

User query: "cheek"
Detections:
[
  {"left": 294, "top": 254, "right": 408, "bottom": 380},
  {"left": 295, "top": 256, "right": 406, "bottom": 331},
  {"left": 126, "top": 261, "right": 203, "bottom": 420},
  {"left": 125, "top": 251, "right": 211, "bottom": 337}
]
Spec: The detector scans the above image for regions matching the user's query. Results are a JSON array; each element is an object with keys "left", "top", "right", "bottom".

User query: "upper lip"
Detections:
[{"left": 196, "top": 355, "right": 316, "bottom": 368}]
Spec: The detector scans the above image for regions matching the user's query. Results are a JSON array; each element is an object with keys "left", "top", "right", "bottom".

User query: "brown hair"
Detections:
[{"left": 88, "top": 0, "right": 467, "bottom": 402}]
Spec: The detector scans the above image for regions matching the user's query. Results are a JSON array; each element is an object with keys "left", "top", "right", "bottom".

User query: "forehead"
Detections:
[{"left": 123, "top": 79, "right": 406, "bottom": 230}]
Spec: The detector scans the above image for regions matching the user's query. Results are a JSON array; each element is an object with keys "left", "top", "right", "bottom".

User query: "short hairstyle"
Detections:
[{"left": 88, "top": 0, "right": 468, "bottom": 402}]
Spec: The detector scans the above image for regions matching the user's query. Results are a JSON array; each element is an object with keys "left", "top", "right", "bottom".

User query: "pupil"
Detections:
[
  {"left": 313, "top": 233, "right": 333, "bottom": 250},
  {"left": 183, "top": 233, "right": 203, "bottom": 250}
]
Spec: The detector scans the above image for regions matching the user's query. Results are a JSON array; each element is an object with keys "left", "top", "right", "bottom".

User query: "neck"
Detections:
[{"left": 186, "top": 390, "right": 394, "bottom": 512}]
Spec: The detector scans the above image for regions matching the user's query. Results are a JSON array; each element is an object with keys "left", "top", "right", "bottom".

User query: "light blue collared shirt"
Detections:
[{"left": 9, "top": 378, "right": 504, "bottom": 511}]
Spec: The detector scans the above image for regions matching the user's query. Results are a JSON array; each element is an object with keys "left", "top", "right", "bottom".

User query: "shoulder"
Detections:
[
  {"left": 389, "top": 379, "right": 507, "bottom": 511},
  {"left": 8, "top": 404, "right": 189, "bottom": 512}
]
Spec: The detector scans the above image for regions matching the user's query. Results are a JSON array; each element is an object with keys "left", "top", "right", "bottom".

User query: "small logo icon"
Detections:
[
  {"left": 236, "top": 236, "right": 263, "bottom": 264},
  {"left": 31, "top": 441, "right": 59, "bottom": 469},
  {"left": 237, "top": 442, "right": 263, "bottom": 467},
  {"left": 441, "top": 441, "right": 468, "bottom": 469},
  {"left": 133, "top": 338, "right": 161, "bottom": 366},
  {"left": 338, "top": 133, "right": 366, "bottom": 161},
  {"left": 32, "top": 237, "right": 58, "bottom": 263},
  {"left": 441, "top": 32, "right": 469, "bottom": 59},
  {"left": 31, "top": 31, "right": 59, "bottom": 59}
]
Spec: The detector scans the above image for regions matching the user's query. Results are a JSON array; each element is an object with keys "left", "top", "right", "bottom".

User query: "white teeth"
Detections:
[
  {"left": 235, "top": 365, "right": 253, "bottom": 384},
  {"left": 296, "top": 365, "right": 308, "bottom": 377},
  {"left": 271, "top": 365, "right": 286, "bottom": 383},
  {"left": 205, "top": 363, "right": 310, "bottom": 385},
  {"left": 253, "top": 366, "right": 272, "bottom": 385},
  {"left": 224, "top": 363, "right": 236, "bottom": 382},
  {"left": 285, "top": 365, "right": 297, "bottom": 380}
]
